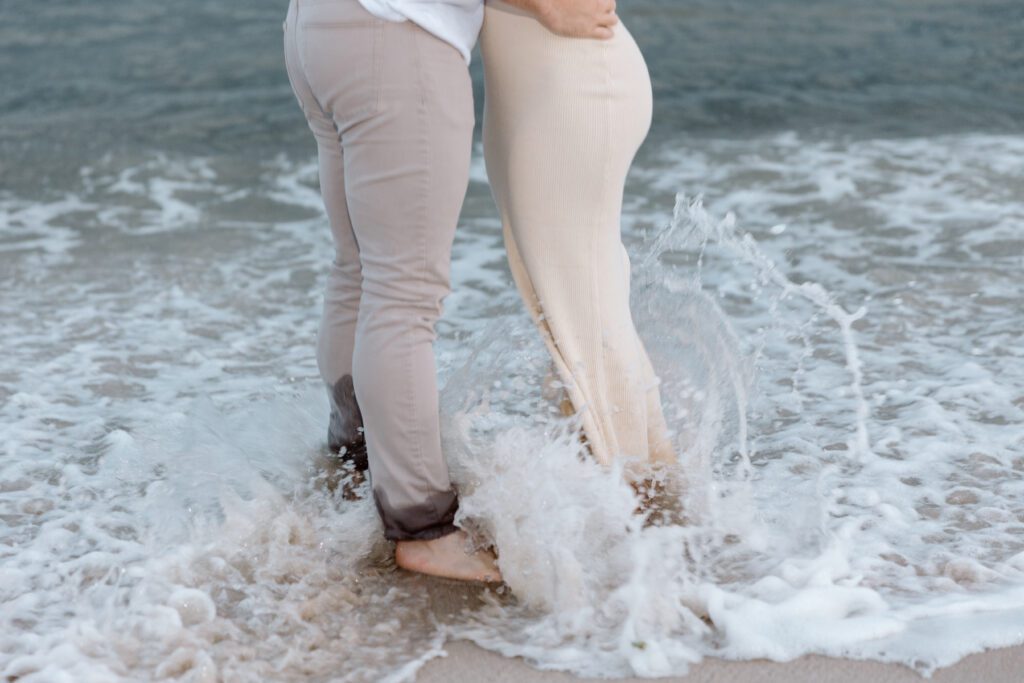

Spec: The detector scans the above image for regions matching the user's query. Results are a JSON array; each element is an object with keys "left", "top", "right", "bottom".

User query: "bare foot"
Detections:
[
  {"left": 627, "top": 465, "right": 689, "bottom": 527},
  {"left": 630, "top": 476, "right": 668, "bottom": 525},
  {"left": 395, "top": 530, "right": 502, "bottom": 584}
]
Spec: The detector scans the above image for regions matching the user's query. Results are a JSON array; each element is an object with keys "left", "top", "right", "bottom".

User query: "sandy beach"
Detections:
[{"left": 417, "top": 641, "right": 1024, "bottom": 683}]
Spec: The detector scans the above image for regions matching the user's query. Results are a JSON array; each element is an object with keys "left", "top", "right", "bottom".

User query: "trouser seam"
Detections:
[{"left": 411, "top": 24, "right": 445, "bottom": 524}]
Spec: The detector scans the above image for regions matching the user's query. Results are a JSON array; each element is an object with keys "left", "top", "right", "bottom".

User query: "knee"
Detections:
[
  {"left": 324, "top": 259, "right": 363, "bottom": 310},
  {"left": 330, "top": 255, "right": 362, "bottom": 285},
  {"left": 355, "top": 283, "right": 448, "bottom": 346},
  {"left": 361, "top": 288, "right": 446, "bottom": 327},
  {"left": 361, "top": 264, "right": 449, "bottom": 314},
  {"left": 353, "top": 256, "right": 452, "bottom": 342}
]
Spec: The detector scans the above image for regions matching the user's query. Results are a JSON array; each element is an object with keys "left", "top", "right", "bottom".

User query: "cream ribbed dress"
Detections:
[{"left": 481, "top": 1, "right": 676, "bottom": 466}]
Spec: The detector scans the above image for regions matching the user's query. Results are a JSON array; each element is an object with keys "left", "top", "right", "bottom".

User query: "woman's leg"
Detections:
[{"left": 482, "top": 1, "right": 675, "bottom": 466}]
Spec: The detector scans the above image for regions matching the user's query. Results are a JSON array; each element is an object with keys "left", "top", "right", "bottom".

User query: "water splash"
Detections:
[{"left": 4, "top": 134, "right": 1024, "bottom": 680}]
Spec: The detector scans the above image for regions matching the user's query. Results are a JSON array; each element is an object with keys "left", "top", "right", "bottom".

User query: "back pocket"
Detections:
[{"left": 298, "top": 9, "right": 384, "bottom": 123}]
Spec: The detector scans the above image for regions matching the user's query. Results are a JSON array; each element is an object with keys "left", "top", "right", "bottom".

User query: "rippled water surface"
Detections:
[{"left": 2, "top": 1, "right": 1023, "bottom": 681}]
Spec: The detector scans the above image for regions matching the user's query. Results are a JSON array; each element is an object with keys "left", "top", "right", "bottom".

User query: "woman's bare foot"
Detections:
[{"left": 394, "top": 529, "right": 502, "bottom": 583}]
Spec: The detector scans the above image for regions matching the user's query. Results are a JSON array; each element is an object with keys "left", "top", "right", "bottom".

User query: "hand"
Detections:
[{"left": 534, "top": 0, "right": 620, "bottom": 40}]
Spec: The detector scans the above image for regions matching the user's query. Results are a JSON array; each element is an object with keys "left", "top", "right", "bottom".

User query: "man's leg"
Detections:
[
  {"left": 342, "top": 20, "right": 472, "bottom": 541},
  {"left": 316, "top": 166, "right": 367, "bottom": 469},
  {"left": 314, "top": 120, "right": 368, "bottom": 471},
  {"left": 283, "top": 0, "right": 366, "bottom": 470},
  {"left": 292, "top": 0, "right": 499, "bottom": 581}
]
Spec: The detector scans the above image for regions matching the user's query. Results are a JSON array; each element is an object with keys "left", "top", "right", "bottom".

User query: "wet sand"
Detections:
[
  {"left": 416, "top": 641, "right": 1024, "bottom": 683},
  {"left": 409, "top": 576, "right": 1024, "bottom": 683}
]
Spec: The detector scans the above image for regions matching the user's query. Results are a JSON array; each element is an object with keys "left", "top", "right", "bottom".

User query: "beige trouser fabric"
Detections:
[
  {"left": 283, "top": 0, "right": 475, "bottom": 540},
  {"left": 481, "top": 1, "right": 676, "bottom": 466}
]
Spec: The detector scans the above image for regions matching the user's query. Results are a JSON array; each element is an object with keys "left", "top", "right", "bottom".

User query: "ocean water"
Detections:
[{"left": 2, "top": 1, "right": 1024, "bottom": 681}]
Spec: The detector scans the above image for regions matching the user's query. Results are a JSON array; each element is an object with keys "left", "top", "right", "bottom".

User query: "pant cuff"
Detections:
[
  {"left": 327, "top": 376, "right": 368, "bottom": 471},
  {"left": 374, "top": 488, "right": 460, "bottom": 541}
]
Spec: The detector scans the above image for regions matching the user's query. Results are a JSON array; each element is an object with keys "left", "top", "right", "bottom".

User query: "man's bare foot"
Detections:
[{"left": 395, "top": 530, "right": 502, "bottom": 583}]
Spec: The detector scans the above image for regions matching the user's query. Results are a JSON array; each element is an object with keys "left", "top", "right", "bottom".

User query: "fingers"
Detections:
[
  {"left": 544, "top": 1, "right": 620, "bottom": 41},
  {"left": 592, "top": 11, "right": 618, "bottom": 39}
]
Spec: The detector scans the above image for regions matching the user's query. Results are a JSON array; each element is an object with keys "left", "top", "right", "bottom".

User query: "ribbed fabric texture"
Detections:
[{"left": 481, "top": 1, "right": 676, "bottom": 466}]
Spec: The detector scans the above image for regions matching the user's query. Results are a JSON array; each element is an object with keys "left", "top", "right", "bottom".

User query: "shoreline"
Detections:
[{"left": 415, "top": 641, "right": 1023, "bottom": 683}]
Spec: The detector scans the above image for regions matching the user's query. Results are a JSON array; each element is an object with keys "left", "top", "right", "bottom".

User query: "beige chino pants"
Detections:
[{"left": 283, "top": 0, "right": 474, "bottom": 540}]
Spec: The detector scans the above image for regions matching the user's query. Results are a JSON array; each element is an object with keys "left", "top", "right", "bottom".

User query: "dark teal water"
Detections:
[{"left": 1, "top": 0, "right": 1022, "bottom": 189}]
